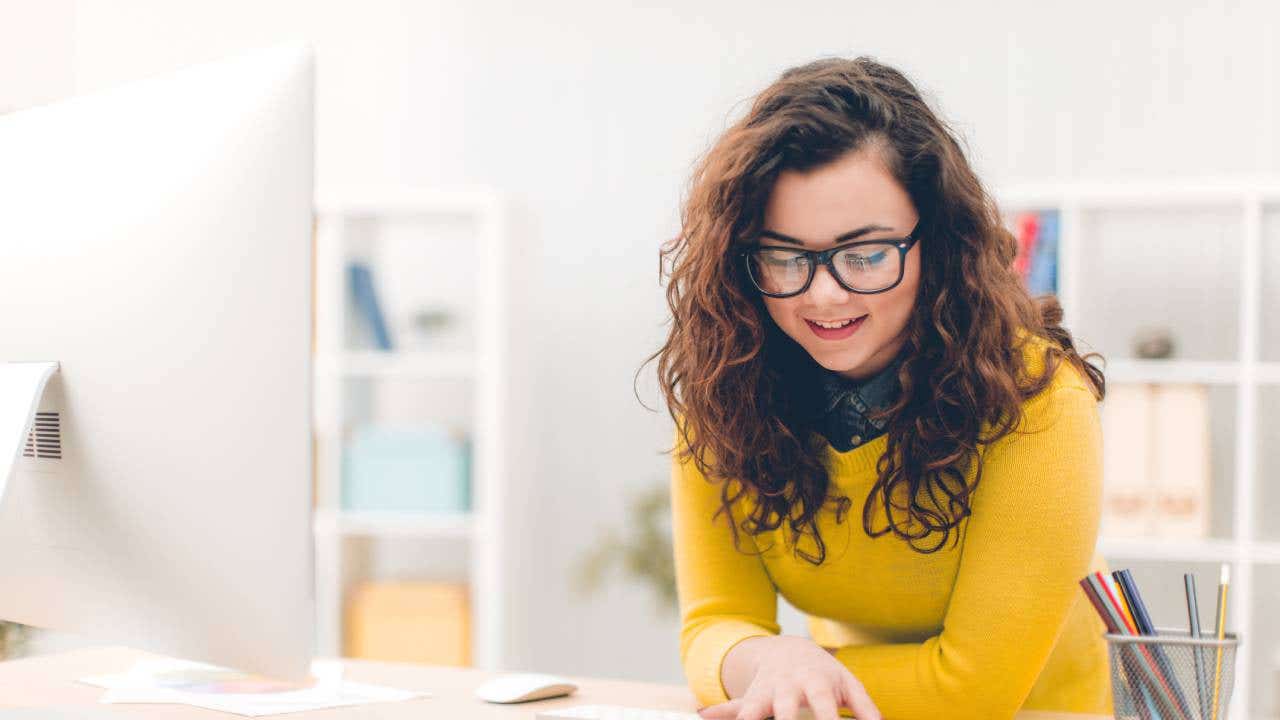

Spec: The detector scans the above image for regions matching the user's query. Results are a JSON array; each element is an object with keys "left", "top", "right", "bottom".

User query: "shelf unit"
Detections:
[
  {"left": 311, "top": 187, "right": 506, "bottom": 671},
  {"left": 314, "top": 351, "right": 477, "bottom": 379},
  {"left": 312, "top": 509, "right": 475, "bottom": 539},
  {"left": 996, "top": 179, "right": 1280, "bottom": 720}
]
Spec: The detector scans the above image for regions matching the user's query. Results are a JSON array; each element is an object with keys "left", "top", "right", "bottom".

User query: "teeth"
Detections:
[{"left": 813, "top": 318, "right": 854, "bottom": 329}]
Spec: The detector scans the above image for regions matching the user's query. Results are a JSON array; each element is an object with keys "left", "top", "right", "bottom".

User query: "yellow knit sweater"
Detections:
[{"left": 671, "top": 335, "right": 1112, "bottom": 720}]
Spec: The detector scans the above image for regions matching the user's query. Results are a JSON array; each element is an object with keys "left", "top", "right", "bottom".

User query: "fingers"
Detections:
[
  {"left": 772, "top": 687, "right": 802, "bottom": 720},
  {"left": 803, "top": 682, "right": 840, "bottom": 720},
  {"left": 840, "top": 675, "right": 881, "bottom": 720},
  {"left": 734, "top": 688, "right": 773, "bottom": 720},
  {"left": 696, "top": 700, "right": 740, "bottom": 720}
]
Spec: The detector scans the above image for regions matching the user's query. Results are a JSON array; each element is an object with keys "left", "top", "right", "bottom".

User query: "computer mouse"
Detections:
[{"left": 474, "top": 673, "right": 578, "bottom": 704}]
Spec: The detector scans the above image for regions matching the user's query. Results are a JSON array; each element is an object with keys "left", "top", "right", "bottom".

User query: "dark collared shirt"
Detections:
[{"left": 814, "top": 352, "right": 905, "bottom": 452}]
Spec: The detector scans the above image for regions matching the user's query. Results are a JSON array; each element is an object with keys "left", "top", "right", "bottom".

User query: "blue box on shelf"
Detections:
[{"left": 341, "top": 424, "right": 470, "bottom": 513}]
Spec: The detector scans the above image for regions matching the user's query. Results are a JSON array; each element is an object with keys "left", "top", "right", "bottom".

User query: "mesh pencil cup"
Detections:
[{"left": 1104, "top": 628, "right": 1240, "bottom": 720}]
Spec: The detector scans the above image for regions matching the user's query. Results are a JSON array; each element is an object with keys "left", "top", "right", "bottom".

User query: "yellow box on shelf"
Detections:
[{"left": 344, "top": 581, "right": 471, "bottom": 666}]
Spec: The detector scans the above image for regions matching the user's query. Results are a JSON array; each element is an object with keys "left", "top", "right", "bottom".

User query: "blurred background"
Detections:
[{"left": 4, "top": 0, "right": 1280, "bottom": 717}]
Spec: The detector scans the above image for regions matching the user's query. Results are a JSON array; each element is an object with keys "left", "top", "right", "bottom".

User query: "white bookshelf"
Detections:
[
  {"left": 311, "top": 187, "right": 506, "bottom": 671},
  {"left": 997, "top": 179, "right": 1280, "bottom": 720},
  {"left": 312, "top": 509, "right": 475, "bottom": 539},
  {"left": 315, "top": 351, "right": 477, "bottom": 379}
]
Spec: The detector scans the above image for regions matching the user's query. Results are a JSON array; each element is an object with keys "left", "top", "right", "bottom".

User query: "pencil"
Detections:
[
  {"left": 1114, "top": 570, "right": 1154, "bottom": 633},
  {"left": 1080, "top": 578, "right": 1157, "bottom": 720},
  {"left": 1095, "top": 572, "right": 1138, "bottom": 634},
  {"left": 1111, "top": 571, "right": 1139, "bottom": 629},
  {"left": 1210, "top": 564, "right": 1230, "bottom": 720},
  {"left": 1088, "top": 573, "right": 1188, "bottom": 720},
  {"left": 1114, "top": 570, "right": 1193, "bottom": 720},
  {"left": 1186, "top": 573, "right": 1209, "bottom": 720},
  {"left": 1079, "top": 577, "right": 1121, "bottom": 634}
]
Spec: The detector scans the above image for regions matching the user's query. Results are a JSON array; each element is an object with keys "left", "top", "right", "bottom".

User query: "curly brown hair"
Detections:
[{"left": 653, "top": 56, "right": 1105, "bottom": 563}]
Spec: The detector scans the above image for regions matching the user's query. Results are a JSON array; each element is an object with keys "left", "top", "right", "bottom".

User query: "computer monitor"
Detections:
[{"left": 0, "top": 45, "right": 315, "bottom": 680}]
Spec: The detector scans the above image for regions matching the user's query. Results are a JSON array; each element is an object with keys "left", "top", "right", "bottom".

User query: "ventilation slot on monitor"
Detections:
[{"left": 22, "top": 412, "right": 62, "bottom": 460}]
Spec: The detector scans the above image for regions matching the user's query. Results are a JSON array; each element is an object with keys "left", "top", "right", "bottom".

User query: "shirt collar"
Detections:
[{"left": 817, "top": 351, "right": 906, "bottom": 428}]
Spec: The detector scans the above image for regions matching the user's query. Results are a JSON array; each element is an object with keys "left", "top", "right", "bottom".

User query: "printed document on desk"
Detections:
[{"left": 79, "top": 657, "right": 427, "bottom": 716}]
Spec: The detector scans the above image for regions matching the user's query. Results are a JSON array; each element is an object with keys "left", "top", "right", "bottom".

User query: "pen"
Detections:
[
  {"left": 1089, "top": 573, "right": 1188, "bottom": 720},
  {"left": 1111, "top": 571, "right": 1139, "bottom": 629},
  {"left": 1095, "top": 572, "right": 1138, "bottom": 634},
  {"left": 1186, "top": 573, "right": 1209, "bottom": 720},
  {"left": 1080, "top": 578, "right": 1158, "bottom": 720},
  {"left": 1114, "top": 570, "right": 1155, "bottom": 633},
  {"left": 1210, "top": 564, "right": 1230, "bottom": 720},
  {"left": 1115, "top": 569, "right": 1193, "bottom": 720}
]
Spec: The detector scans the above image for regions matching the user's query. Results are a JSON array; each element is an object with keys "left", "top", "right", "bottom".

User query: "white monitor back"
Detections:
[{"left": 0, "top": 45, "right": 315, "bottom": 679}]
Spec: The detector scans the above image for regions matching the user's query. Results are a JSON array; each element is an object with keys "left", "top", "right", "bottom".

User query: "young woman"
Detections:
[{"left": 655, "top": 58, "right": 1110, "bottom": 720}]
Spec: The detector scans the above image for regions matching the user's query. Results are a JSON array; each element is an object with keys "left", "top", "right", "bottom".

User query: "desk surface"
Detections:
[{"left": 0, "top": 647, "right": 1111, "bottom": 719}]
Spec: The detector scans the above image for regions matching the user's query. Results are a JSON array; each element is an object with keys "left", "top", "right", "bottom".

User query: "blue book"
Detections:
[
  {"left": 1027, "top": 210, "right": 1058, "bottom": 295},
  {"left": 348, "top": 262, "right": 393, "bottom": 350}
]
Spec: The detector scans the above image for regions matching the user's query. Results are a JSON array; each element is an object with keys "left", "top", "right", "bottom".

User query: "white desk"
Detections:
[{"left": 0, "top": 646, "right": 1112, "bottom": 719}]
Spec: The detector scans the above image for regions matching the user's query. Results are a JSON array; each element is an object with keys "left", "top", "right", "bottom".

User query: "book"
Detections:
[
  {"left": 1013, "top": 212, "right": 1039, "bottom": 281},
  {"left": 1027, "top": 210, "right": 1058, "bottom": 295},
  {"left": 348, "top": 262, "right": 393, "bottom": 351},
  {"left": 1009, "top": 210, "right": 1058, "bottom": 295}
]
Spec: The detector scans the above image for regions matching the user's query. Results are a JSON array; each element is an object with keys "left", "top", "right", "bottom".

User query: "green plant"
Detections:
[
  {"left": 574, "top": 482, "right": 677, "bottom": 612},
  {"left": 0, "top": 621, "right": 27, "bottom": 659}
]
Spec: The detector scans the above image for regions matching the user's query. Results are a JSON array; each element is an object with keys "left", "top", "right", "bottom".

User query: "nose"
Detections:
[{"left": 807, "top": 262, "right": 850, "bottom": 305}]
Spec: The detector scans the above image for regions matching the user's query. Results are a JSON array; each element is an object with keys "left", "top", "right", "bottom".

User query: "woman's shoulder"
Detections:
[
  {"left": 1003, "top": 331, "right": 1101, "bottom": 439},
  {"left": 1016, "top": 330, "right": 1096, "bottom": 398}
]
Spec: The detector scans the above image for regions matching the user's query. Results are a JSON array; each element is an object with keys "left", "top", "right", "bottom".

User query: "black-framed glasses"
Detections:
[{"left": 741, "top": 224, "right": 919, "bottom": 298}]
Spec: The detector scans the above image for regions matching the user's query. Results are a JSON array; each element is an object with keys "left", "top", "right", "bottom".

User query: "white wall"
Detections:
[
  {"left": 5, "top": 0, "right": 1280, "bottom": 684},
  {"left": 0, "top": 1, "right": 75, "bottom": 114}
]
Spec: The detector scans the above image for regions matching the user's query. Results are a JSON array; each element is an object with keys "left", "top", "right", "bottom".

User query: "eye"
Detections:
[
  {"left": 840, "top": 246, "right": 889, "bottom": 269},
  {"left": 864, "top": 248, "right": 889, "bottom": 265},
  {"left": 757, "top": 249, "right": 810, "bottom": 268}
]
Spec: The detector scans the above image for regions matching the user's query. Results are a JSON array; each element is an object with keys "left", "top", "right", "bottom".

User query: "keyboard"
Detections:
[{"left": 535, "top": 705, "right": 703, "bottom": 720}]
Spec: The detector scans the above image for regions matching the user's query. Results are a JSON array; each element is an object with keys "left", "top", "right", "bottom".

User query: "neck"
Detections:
[{"left": 837, "top": 330, "right": 910, "bottom": 382}]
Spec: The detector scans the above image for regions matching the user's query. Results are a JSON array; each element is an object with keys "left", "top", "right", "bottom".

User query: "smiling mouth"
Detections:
[{"left": 803, "top": 314, "right": 868, "bottom": 340}]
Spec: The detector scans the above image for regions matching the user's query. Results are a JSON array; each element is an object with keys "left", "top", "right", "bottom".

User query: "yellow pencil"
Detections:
[{"left": 1210, "top": 564, "right": 1229, "bottom": 720}]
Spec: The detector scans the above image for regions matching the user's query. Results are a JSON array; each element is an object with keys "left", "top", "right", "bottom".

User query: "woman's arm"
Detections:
[
  {"left": 826, "top": 381, "right": 1104, "bottom": 720},
  {"left": 671, "top": 438, "right": 880, "bottom": 720},
  {"left": 670, "top": 444, "right": 779, "bottom": 706}
]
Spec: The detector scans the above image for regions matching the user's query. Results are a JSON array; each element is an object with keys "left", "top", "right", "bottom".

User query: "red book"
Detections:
[{"left": 1013, "top": 213, "right": 1039, "bottom": 281}]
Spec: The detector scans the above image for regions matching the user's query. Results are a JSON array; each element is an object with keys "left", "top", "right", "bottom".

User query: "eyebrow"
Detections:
[{"left": 758, "top": 224, "right": 896, "bottom": 246}]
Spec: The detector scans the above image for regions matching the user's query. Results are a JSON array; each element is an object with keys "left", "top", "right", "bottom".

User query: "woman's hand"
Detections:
[{"left": 697, "top": 636, "right": 881, "bottom": 720}]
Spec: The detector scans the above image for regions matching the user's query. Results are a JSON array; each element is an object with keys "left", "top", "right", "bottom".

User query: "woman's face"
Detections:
[{"left": 758, "top": 145, "right": 921, "bottom": 382}]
